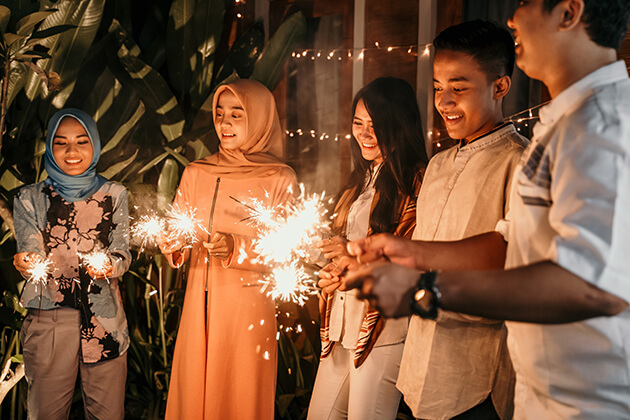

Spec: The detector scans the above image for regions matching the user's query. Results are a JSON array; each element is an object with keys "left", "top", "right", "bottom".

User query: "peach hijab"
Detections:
[{"left": 196, "top": 79, "right": 289, "bottom": 178}]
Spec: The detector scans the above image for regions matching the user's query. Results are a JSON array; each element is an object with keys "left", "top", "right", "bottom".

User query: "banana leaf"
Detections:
[
  {"left": 156, "top": 157, "right": 178, "bottom": 212},
  {"left": 15, "top": 9, "right": 55, "bottom": 36},
  {"left": 166, "top": 0, "right": 195, "bottom": 96},
  {"left": 251, "top": 11, "right": 306, "bottom": 90},
  {"left": 111, "top": 20, "right": 185, "bottom": 143},
  {"left": 0, "top": 5, "right": 10, "bottom": 33},
  {"left": 188, "top": 0, "right": 224, "bottom": 109},
  {"left": 22, "top": 0, "right": 105, "bottom": 106}
]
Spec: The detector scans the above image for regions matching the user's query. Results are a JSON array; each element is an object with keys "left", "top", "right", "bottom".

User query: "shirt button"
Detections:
[{"left": 340, "top": 296, "right": 344, "bottom": 300}]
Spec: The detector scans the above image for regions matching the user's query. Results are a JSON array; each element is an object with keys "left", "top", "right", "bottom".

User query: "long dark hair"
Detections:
[{"left": 342, "top": 77, "right": 429, "bottom": 234}]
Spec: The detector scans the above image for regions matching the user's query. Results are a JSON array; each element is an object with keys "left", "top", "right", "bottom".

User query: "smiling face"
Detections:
[
  {"left": 52, "top": 117, "right": 94, "bottom": 176},
  {"left": 214, "top": 90, "right": 248, "bottom": 151},
  {"left": 352, "top": 99, "right": 383, "bottom": 165},
  {"left": 433, "top": 50, "right": 504, "bottom": 143}
]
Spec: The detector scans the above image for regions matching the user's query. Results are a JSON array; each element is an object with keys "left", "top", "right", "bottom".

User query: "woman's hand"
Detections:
[
  {"left": 86, "top": 258, "right": 114, "bottom": 280},
  {"left": 317, "top": 236, "right": 349, "bottom": 262},
  {"left": 203, "top": 232, "right": 234, "bottom": 261},
  {"left": 158, "top": 234, "right": 186, "bottom": 256},
  {"left": 317, "top": 255, "right": 359, "bottom": 295},
  {"left": 13, "top": 252, "right": 41, "bottom": 278}
]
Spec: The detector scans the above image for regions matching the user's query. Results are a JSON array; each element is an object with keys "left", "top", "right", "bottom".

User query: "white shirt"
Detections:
[
  {"left": 329, "top": 165, "right": 378, "bottom": 348},
  {"left": 329, "top": 164, "right": 408, "bottom": 349},
  {"left": 497, "top": 61, "right": 630, "bottom": 419},
  {"left": 399, "top": 123, "right": 527, "bottom": 420}
]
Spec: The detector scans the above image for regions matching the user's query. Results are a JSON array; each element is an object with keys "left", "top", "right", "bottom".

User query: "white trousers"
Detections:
[{"left": 307, "top": 343, "right": 404, "bottom": 420}]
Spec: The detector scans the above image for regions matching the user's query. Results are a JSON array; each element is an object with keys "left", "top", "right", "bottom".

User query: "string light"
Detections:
[{"left": 291, "top": 43, "right": 428, "bottom": 61}]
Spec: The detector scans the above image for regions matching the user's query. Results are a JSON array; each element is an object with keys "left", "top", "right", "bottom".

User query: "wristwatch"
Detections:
[{"left": 410, "top": 270, "right": 442, "bottom": 319}]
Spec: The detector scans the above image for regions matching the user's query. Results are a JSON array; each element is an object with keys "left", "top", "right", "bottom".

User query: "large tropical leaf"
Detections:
[
  {"left": 111, "top": 20, "right": 185, "bottom": 143},
  {"left": 251, "top": 11, "right": 306, "bottom": 90},
  {"left": 22, "top": 0, "right": 106, "bottom": 107},
  {"left": 188, "top": 0, "right": 224, "bottom": 109},
  {"left": 0, "top": 5, "right": 10, "bottom": 34},
  {"left": 156, "top": 157, "right": 178, "bottom": 212},
  {"left": 166, "top": 0, "right": 195, "bottom": 97},
  {"left": 15, "top": 9, "right": 55, "bottom": 36}
]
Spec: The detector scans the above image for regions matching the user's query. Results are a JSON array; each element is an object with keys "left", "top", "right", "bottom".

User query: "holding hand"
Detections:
[
  {"left": 317, "top": 236, "right": 349, "bottom": 262},
  {"left": 343, "top": 261, "right": 423, "bottom": 318},
  {"left": 203, "top": 232, "right": 234, "bottom": 261},
  {"left": 348, "top": 233, "right": 419, "bottom": 268},
  {"left": 318, "top": 255, "right": 359, "bottom": 295},
  {"left": 13, "top": 252, "right": 42, "bottom": 278},
  {"left": 86, "top": 257, "right": 113, "bottom": 280},
  {"left": 158, "top": 233, "right": 186, "bottom": 255}
]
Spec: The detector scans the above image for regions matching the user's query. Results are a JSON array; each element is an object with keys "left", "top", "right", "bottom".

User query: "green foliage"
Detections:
[{"left": 0, "top": 1, "right": 308, "bottom": 419}]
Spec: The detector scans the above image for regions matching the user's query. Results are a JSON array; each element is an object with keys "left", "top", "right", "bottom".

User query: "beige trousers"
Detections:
[{"left": 21, "top": 308, "right": 126, "bottom": 420}]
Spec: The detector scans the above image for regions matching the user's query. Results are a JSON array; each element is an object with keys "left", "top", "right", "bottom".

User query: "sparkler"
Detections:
[
  {"left": 260, "top": 261, "right": 317, "bottom": 306},
  {"left": 131, "top": 203, "right": 208, "bottom": 254},
  {"left": 26, "top": 256, "right": 52, "bottom": 291},
  {"left": 81, "top": 251, "right": 110, "bottom": 279},
  {"left": 235, "top": 183, "right": 333, "bottom": 305},
  {"left": 165, "top": 203, "right": 207, "bottom": 245},
  {"left": 131, "top": 213, "right": 166, "bottom": 252}
]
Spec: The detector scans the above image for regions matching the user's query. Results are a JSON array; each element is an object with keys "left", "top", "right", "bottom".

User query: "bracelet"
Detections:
[{"left": 410, "top": 270, "right": 442, "bottom": 319}]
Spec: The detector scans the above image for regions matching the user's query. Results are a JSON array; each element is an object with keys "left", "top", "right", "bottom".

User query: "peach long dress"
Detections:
[{"left": 165, "top": 80, "right": 298, "bottom": 419}]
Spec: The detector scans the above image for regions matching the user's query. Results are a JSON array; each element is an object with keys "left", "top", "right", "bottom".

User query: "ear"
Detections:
[
  {"left": 558, "top": 0, "right": 584, "bottom": 32},
  {"left": 493, "top": 75, "right": 511, "bottom": 100}
]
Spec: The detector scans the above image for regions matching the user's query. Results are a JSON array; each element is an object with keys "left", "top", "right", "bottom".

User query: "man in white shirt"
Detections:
[{"left": 341, "top": 1, "right": 630, "bottom": 418}]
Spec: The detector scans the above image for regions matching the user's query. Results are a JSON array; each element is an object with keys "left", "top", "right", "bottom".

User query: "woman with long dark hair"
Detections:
[{"left": 308, "top": 77, "right": 428, "bottom": 419}]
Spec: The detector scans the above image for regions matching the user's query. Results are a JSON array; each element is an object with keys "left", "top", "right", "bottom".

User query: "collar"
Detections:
[
  {"left": 457, "top": 122, "right": 515, "bottom": 151},
  {"left": 538, "top": 61, "right": 629, "bottom": 128}
]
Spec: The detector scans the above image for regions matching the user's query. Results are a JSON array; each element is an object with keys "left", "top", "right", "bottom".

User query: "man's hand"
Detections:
[
  {"left": 347, "top": 233, "right": 419, "bottom": 268},
  {"left": 343, "top": 262, "right": 422, "bottom": 318}
]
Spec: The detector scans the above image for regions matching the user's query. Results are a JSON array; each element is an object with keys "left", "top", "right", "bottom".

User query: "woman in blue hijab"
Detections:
[{"left": 13, "top": 108, "right": 131, "bottom": 419}]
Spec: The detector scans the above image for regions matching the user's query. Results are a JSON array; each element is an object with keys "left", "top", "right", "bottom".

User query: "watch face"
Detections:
[
  {"left": 414, "top": 289, "right": 427, "bottom": 302},
  {"left": 413, "top": 288, "right": 433, "bottom": 313}
]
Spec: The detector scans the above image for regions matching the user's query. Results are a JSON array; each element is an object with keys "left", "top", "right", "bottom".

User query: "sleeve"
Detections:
[
  {"left": 13, "top": 187, "right": 46, "bottom": 257},
  {"left": 550, "top": 116, "right": 630, "bottom": 302},
  {"left": 109, "top": 187, "right": 132, "bottom": 278}
]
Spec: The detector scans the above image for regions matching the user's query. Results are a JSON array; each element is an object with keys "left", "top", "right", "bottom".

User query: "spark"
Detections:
[
  {"left": 131, "top": 214, "right": 165, "bottom": 251},
  {"left": 260, "top": 262, "right": 317, "bottom": 306},
  {"left": 26, "top": 257, "right": 52, "bottom": 290},
  {"left": 235, "top": 184, "right": 332, "bottom": 305},
  {"left": 165, "top": 203, "right": 207, "bottom": 245},
  {"left": 81, "top": 251, "right": 110, "bottom": 282}
]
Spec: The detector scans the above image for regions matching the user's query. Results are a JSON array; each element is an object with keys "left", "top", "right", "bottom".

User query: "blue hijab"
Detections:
[{"left": 44, "top": 108, "right": 107, "bottom": 202}]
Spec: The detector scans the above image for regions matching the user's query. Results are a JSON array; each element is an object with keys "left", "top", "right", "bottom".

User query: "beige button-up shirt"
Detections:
[{"left": 397, "top": 123, "right": 527, "bottom": 420}]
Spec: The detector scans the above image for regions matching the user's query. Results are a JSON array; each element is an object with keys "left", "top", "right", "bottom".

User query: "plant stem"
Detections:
[{"left": 156, "top": 255, "right": 167, "bottom": 365}]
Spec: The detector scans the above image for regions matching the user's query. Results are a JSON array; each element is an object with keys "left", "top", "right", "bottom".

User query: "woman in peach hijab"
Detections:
[{"left": 161, "top": 79, "right": 298, "bottom": 419}]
